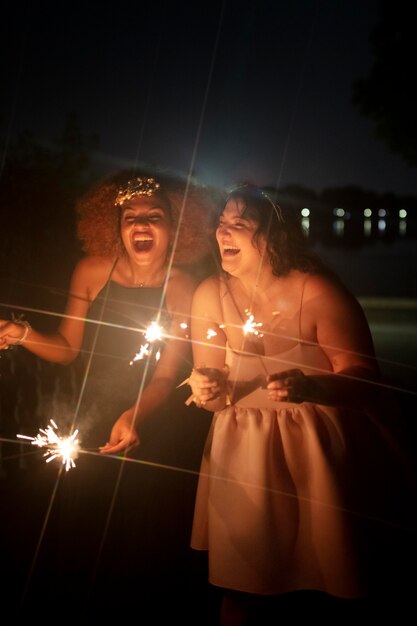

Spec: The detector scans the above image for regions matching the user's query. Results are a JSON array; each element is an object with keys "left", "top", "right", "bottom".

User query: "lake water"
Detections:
[
  {"left": 314, "top": 238, "right": 417, "bottom": 299},
  {"left": 310, "top": 219, "right": 417, "bottom": 392}
]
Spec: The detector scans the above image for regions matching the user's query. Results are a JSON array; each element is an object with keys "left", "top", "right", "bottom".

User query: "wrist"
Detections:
[{"left": 14, "top": 320, "right": 32, "bottom": 345}]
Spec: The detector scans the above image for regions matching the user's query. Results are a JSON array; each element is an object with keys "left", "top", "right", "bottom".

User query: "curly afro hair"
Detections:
[{"left": 76, "top": 168, "right": 223, "bottom": 265}]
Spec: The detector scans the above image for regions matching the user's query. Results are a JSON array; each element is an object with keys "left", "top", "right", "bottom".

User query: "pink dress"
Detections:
[{"left": 190, "top": 279, "right": 388, "bottom": 598}]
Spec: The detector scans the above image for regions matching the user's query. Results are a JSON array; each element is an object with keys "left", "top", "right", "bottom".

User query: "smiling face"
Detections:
[
  {"left": 216, "top": 197, "right": 268, "bottom": 278},
  {"left": 120, "top": 195, "right": 172, "bottom": 268}
]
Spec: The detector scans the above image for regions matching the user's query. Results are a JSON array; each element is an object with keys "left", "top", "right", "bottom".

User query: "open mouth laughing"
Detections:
[
  {"left": 133, "top": 235, "right": 153, "bottom": 253},
  {"left": 222, "top": 246, "right": 240, "bottom": 257}
]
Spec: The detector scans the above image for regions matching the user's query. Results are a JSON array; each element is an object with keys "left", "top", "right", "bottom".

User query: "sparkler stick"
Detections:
[
  {"left": 180, "top": 310, "right": 269, "bottom": 405},
  {"left": 179, "top": 312, "right": 268, "bottom": 407},
  {"left": 240, "top": 309, "right": 272, "bottom": 381},
  {"left": 17, "top": 419, "right": 80, "bottom": 471}
]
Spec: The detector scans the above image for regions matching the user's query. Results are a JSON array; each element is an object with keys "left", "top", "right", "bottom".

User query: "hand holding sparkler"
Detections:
[
  {"left": 180, "top": 366, "right": 231, "bottom": 408},
  {"left": 0, "top": 314, "right": 32, "bottom": 350},
  {"left": 99, "top": 408, "right": 140, "bottom": 455},
  {"left": 180, "top": 310, "right": 265, "bottom": 408}
]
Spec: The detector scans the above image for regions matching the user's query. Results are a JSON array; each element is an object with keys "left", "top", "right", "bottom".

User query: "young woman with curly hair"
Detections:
[
  {"left": 0, "top": 169, "right": 223, "bottom": 617},
  {"left": 0, "top": 168, "right": 219, "bottom": 451}
]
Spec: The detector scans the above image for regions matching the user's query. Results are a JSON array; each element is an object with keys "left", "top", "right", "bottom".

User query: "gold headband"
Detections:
[{"left": 115, "top": 177, "right": 161, "bottom": 206}]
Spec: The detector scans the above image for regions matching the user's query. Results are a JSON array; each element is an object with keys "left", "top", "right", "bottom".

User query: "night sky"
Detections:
[{"left": 2, "top": 0, "right": 416, "bottom": 196}]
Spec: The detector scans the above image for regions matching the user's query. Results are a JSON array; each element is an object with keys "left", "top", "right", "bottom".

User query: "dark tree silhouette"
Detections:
[
  {"left": 352, "top": 1, "right": 417, "bottom": 167},
  {"left": 0, "top": 112, "right": 99, "bottom": 295},
  {"left": 0, "top": 114, "right": 99, "bottom": 457}
]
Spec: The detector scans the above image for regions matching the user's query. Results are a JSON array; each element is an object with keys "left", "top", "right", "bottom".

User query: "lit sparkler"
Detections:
[
  {"left": 180, "top": 306, "right": 267, "bottom": 406},
  {"left": 144, "top": 320, "right": 163, "bottom": 342},
  {"left": 130, "top": 320, "right": 164, "bottom": 365},
  {"left": 17, "top": 419, "right": 80, "bottom": 471},
  {"left": 242, "top": 309, "right": 263, "bottom": 336}
]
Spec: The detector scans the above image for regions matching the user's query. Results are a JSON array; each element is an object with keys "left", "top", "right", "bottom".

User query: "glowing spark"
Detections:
[
  {"left": 130, "top": 320, "right": 164, "bottom": 366},
  {"left": 144, "top": 321, "right": 163, "bottom": 342},
  {"left": 243, "top": 309, "right": 263, "bottom": 336},
  {"left": 17, "top": 419, "right": 80, "bottom": 471},
  {"left": 130, "top": 343, "right": 151, "bottom": 364},
  {"left": 206, "top": 328, "right": 217, "bottom": 340},
  {"left": 180, "top": 322, "right": 188, "bottom": 329}
]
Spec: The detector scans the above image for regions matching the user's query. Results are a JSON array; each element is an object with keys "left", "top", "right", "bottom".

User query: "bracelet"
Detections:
[{"left": 14, "top": 320, "right": 32, "bottom": 345}]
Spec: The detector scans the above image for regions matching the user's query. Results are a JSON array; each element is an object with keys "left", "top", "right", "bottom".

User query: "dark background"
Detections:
[
  {"left": 2, "top": 0, "right": 417, "bottom": 195},
  {"left": 1, "top": 0, "right": 416, "bottom": 621}
]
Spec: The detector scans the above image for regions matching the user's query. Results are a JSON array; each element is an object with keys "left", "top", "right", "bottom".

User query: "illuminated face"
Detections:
[
  {"left": 120, "top": 196, "right": 172, "bottom": 266},
  {"left": 215, "top": 197, "right": 267, "bottom": 277}
]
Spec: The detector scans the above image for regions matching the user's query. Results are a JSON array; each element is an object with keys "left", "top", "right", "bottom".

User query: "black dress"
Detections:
[
  {"left": 76, "top": 280, "right": 173, "bottom": 450},
  {"left": 13, "top": 280, "right": 212, "bottom": 619}
]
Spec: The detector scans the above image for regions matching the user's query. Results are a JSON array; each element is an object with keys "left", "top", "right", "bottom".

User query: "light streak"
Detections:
[
  {"left": 130, "top": 320, "right": 164, "bottom": 365},
  {"left": 144, "top": 320, "right": 163, "bottom": 342},
  {"left": 17, "top": 419, "right": 80, "bottom": 471}
]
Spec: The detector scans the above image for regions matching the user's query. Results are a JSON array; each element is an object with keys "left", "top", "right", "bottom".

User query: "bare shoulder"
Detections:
[
  {"left": 193, "top": 274, "right": 222, "bottom": 300},
  {"left": 304, "top": 272, "right": 352, "bottom": 300},
  {"left": 72, "top": 255, "right": 114, "bottom": 278},
  {"left": 165, "top": 267, "right": 197, "bottom": 315},
  {"left": 192, "top": 274, "right": 223, "bottom": 317},
  {"left": 303, "top": 271, "right": 365, "bottom": 318},
  {"left": 168, "top": 266, "right": 197, "bottom": 292},
  {"left": 70, "top": 256, "right": 116, "bottom": 301}
]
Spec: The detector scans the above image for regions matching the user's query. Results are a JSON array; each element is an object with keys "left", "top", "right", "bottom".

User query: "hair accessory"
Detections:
[
  {"left": 260, "top": 190, "right": 284, "bottom": 224},
  {"left": 115, "top": 177, "right": 160, "bottom": 206}
]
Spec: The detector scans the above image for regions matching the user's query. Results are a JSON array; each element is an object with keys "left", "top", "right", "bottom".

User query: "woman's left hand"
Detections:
[
  {"left": 99, "top": 411, "right": 140, "bottom": 455},
  {"left": 266, "top": 369, "right": 312, "bottom": 403},
  {"left": 0, "top": 320, "right": 24, "bottom": 349}
]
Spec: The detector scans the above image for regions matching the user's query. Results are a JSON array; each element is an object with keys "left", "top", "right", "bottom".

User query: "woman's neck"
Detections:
[{"left": 117, "top": 257, "right": 168, "bottom": 287}]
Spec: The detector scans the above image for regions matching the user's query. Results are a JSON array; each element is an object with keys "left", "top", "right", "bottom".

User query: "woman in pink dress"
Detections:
[{"left": 188, "top": 184, "right": 400, "bottom": 624}]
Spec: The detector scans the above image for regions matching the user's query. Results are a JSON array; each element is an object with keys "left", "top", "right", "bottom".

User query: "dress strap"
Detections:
[
  {"left": 93, "top": 257, "right": 118, "bottom": 320},
  {"left": 218, "top": 273, "right": 239, "bottom": 320},
  {"left": 107, "top": 256, "right": 118, "bottom": 284},
  {"left": 298, "top": 273, "right": 309, "bottom": 341}
]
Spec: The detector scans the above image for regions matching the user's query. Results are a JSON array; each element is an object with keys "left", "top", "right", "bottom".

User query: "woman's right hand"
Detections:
[
  {"left": 0, "top": 320, "right": 27, "bottom": 350},
  {"left": 188, "top": 367, "right": 228, "bottom": 406},
  {"left": 99, "top": 410, "right": 140, "bottom": 456}
]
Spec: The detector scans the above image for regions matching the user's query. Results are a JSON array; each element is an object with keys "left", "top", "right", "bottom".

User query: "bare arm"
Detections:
[
  {"left": 187, "top": 277, "right": 230, "bottom": 413},
  {"left": 267, "top": 274, "right": 380, "bottom": 407},
  {"left": 0, "top": 258, "right": 101, "bottom": 364}
]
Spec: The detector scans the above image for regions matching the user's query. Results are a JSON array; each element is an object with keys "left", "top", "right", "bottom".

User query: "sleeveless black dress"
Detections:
[
  {"left": 76, "top": 280, "right": 172, "bottom": 450},
  {"left": 22, "top": 280, "right": 211, "bottom": 617}
]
